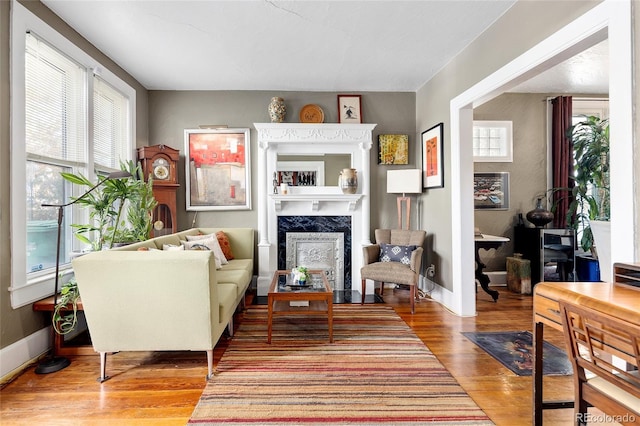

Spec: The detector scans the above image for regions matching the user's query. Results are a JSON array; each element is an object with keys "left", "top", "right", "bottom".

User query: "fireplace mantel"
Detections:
[
  {"left": 270, "top": 194, "right": 362, "bottom": 212},
  {"left": 254, "top": 122, "right": 376, "bottom": 296}
]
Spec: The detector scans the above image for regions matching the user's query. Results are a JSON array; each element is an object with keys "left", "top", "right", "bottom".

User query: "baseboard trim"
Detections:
[{"left": 0, "top": 327, "right": 50, "bottom": 384}]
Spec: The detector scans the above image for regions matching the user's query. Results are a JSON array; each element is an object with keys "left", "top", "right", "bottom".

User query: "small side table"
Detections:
[
  {"left": 474, "top": 234, "right": 510, "bottom": 302},
  {"left": 33, "top": 296, "right": 95, "bottom": 356}
]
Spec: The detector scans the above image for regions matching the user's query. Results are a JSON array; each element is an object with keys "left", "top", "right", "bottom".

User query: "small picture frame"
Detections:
[
  {"left": 337, "top": 95, "right": 362, "bottom": 123},
  {"left": 378, "top": 134, "right": 409, "bottom": 165},
  {"left": 421, "top": 123, "right": 444, "bottom": 189},
  {"left": 184, "top": 128, "right": 251, "bottom": 211},
  {"left": 473, "top": 172, "right": 510, "bottom": 210}
]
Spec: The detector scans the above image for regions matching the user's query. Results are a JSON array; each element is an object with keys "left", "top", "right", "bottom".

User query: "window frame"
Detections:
[
  {"left": 10, "top": 1, "right": 136, "bottom": 308},
  {"left": 472, "top": 120, "right": 513, "bottom": 163}
]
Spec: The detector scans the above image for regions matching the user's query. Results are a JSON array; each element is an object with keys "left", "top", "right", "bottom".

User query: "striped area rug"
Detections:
[{"left": 188, "top": 305, "right": 493, "bottom": 425}]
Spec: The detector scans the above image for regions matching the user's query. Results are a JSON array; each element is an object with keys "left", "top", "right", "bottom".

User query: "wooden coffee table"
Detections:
[{"left": 267, "top": 270, "right": 333, "bottom": 343}]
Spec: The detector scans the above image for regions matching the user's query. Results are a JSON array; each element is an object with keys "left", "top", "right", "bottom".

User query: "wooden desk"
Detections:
[
  {"left": 532, "top": 279, "right": 640, "bottom": 425},
  {"left": 474, "top": 234, "right": 509, "bottom": 301},
  {"left": 33, "top": 296, "right": 95, "bottom": 356}
]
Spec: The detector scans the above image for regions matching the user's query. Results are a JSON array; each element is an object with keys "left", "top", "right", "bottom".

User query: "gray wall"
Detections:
[
  {"left": 473, "top": 93, "right": 550, "bottom": 271},
  {"left": 415, "top": 1, "right": 604, "bottom": 291},
  {"left": 147, "top": 90, "right": 416, "bottom": 232},
  {"left": 0, "top": 1, "right": 149, "bottom": 349}
]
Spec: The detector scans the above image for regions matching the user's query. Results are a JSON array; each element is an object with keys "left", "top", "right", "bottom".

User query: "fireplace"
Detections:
[
  {"left": 279, "top": 216, "right": 350, "bottom": 291},
  {"left": 255, "top": 123, "right": 376, "bottom": 296}
]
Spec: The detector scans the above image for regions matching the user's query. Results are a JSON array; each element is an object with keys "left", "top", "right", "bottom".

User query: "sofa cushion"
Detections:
[
  {"left": 220, "top": 259, "right": 253, "bottom": 273},
  {"left": 217, "top": 269, "right": 251, "bottom": 293},
  {"left": 181, "top": 238, "right": 226, "bottom": 269},
  {"left": 217, "top": 283, "right": 238, "bottom": 325}
]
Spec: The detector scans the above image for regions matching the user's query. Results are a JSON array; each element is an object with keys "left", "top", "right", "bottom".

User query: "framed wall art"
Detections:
[
  {"left": 337, "top": 94, "right": 362, "bottom": 123},
  {"left": 378, "top": 134, "right": 409, "bottom": 164},
  {"left": 276, "top": 161, "right": 325, "bottom": 187},
  {"left": 185, "top": 128, "right": 251, "bottom": 211},
  {"left": 473, "top": 172, "right": 510, "bottom": 210},
  {"left": 421, "top": 123, "right": 444, "bottom": 189}
]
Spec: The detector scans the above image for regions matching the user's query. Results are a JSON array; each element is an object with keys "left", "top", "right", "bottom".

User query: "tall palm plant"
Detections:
[{"left": 553, "top": 115, "right": 609, "bottom": 254}]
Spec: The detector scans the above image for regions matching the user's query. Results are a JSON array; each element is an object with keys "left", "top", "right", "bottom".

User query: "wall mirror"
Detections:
[{"left": 277, "top": 154, "right": 351, "bottom": 186}]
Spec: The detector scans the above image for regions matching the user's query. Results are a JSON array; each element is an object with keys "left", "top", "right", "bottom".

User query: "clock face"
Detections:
[{"left": 152, "top": 158, "right": 170, "bottom": 180}]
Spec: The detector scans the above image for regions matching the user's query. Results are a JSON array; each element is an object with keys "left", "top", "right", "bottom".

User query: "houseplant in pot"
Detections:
[
  {"left": 551, "top": 115, "right": 609, "bottom": 281},
  {"left": 62, "top": 160, "right": 157, "bottom": 250},
  {"left": 52, "top": 161, "right": 157, "bottom": 331}
]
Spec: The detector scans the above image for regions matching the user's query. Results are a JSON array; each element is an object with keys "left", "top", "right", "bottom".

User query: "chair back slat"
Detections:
[{"left": 560, "top": 300, "right": 640, "bottom": 403}]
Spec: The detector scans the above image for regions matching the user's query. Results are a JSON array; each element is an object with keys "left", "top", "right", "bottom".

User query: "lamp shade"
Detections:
[{"left": 387, "top": 169, "right": 422, "bottom": 194}]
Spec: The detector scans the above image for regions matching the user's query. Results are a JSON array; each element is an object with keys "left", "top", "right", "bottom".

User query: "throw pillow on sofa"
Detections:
[
  {"left": 181, "top": 237, "right": 226, "bottom": 269},
  {"left": 163, "top": 244, "right": 184, "bottom": 251},
  {"left": 379, "top": 243, "right": 417, "bottom": 265},
  {"left": 215, "top": 231, "right": 235, "bottom": 260},
  {"left": 186, "top": 233, "right": 231, "bottom": 264}
]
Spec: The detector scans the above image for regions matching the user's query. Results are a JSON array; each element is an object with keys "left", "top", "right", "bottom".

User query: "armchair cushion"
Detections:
[{"left": 379, "top": 243, "right": 417, "bottom": 264}]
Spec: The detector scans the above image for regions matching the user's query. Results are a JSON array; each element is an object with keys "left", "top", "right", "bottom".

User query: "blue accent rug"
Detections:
[{"left": 462, "top": 331, "right": 573, "bottom": 376}]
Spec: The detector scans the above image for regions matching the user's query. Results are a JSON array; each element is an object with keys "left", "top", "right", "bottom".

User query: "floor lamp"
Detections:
[
  {"left": 35, "top": 170, "right": 132, "bottom": 374},
  {"left": 386, "top": 169, "right": 423, "bottom": 230}
]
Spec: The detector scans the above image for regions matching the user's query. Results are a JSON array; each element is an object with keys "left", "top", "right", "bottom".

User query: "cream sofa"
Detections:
[{"left": 71, "top": 227, "right": 254, "bottom": 382}]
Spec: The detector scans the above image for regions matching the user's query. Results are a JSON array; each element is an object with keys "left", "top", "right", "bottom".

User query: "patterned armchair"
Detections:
[{"left": 360, "top": 229, "right": 426, "bottom": 313}]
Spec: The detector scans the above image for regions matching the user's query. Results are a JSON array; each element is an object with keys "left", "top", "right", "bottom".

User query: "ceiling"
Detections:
[
  {"left": 42, "top": 0, "right": 518, "bottom": 92},
  {"left": 41, "top": 0, "right": 608, "bottom": 94}
]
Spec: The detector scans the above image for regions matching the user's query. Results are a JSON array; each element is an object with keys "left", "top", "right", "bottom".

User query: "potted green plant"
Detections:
[
  {"left": 53, "top": 161, "right": 157, "bottom": 333},
  {"left": 550, "top": 115, "right": 609, "bottom": 280},
  {"left": 62, "top": 160, "right": 157, "bottom": 250}
]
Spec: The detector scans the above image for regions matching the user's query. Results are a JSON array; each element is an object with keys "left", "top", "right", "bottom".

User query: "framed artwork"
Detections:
[
  {"left": 378, "top": 134, "right": 409, "bottom": 164},
  {"left": 474, "top": 172, "right": 510, "bottom": 210},
  {"left": 421, "top": 123, "right": 444, "bottom": 189},
  {"left": 185, "top": 128, "right": 251, "bottom": 211},
  {"left": 276, "top": 161, "right": 325, "bottom": 186},
  {"left": 337, "top": 94, "right": 362, "bottom": 123}
]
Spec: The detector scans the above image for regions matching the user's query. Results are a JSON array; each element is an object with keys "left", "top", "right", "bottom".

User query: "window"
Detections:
[
  {"left": 472, "top": 121, "right": 513, "bottom": 162},
  {"left": 10, "top": 3, "right": 135, "bottom": 308}
]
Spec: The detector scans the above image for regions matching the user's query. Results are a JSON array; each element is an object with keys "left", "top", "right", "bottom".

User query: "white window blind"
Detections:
[
  {"left": 94, "top": 76, "right": 129, "bottom": 169},
  {"left": 11, "top": 2, "right": 136, "bottom": 308},
  {"left": 25, "top": 32, "right": 86, "bottom": 163}
]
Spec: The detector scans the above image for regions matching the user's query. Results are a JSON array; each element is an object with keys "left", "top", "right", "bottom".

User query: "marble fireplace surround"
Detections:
[{"left": 255, "top": 123, "right": 377, "bottom": 296}]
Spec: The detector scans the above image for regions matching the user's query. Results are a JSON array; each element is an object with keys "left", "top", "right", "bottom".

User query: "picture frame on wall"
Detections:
[
  {"left": 473, "top": 172, "right": 510, "bottom": 210},
  {"left": 337, "top": 94, "right": 362, "bottom": 123},
  {"left": 378, "top": 134, "right": 409, "bottom": 164},
  {"left": 184, "top": 128, "right": 251, "bottom": 211},
  {"left": 421, "top": 123, "right": 444, "bottom": 189}
]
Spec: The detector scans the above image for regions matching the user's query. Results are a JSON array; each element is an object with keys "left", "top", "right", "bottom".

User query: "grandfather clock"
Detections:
[{"left": 137, "top": 145, "right": 180, "bottom": 235}]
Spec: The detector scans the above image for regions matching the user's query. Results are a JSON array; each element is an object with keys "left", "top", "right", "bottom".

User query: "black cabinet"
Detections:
[{"left": 514, "top": 227, "right": 575, "bottom": 285}]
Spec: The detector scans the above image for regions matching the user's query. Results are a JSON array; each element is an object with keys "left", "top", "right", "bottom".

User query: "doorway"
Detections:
[{"left": 449, "top": 0, "right": 633, "bottom": 317}]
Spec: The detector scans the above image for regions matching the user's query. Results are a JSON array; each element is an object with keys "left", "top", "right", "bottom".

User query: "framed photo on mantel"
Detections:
[
  {"left": 337, "top": 94, "right": 362, "bottom": 123},
  {"left": 184, "top": 128, "right": 251, "bottom": 211}
]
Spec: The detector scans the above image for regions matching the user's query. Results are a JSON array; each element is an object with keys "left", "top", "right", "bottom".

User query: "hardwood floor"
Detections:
[{"left": 1, "top": 286, "right": 592, "bottom": 425}]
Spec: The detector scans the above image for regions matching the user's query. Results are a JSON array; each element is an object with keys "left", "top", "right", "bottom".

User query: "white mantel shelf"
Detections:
[{"left": 270, "top": 194, "right": 362, "bottom": 212}]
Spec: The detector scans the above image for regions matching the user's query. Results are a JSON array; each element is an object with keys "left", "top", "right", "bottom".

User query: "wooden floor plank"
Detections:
[{"left": 0, "top": 287, "right": 597, "bottom": 425}]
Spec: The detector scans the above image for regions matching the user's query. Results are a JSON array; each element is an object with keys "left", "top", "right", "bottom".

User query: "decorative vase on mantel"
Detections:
[
  {"left": 268, "top": 97, "right": 286, "bottom": 123},
  {"left": 339, "top": 168, "right": 358, "bottom": 194},
  {"left": 526, "top": 197, "right": 554, "bottom": 228}
]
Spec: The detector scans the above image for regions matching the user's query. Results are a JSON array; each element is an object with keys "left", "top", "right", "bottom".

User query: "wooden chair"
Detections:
[
  {"left": 360, "top": 229, "right": 425, "bottom": 314},
  {"left": 559, "top": 300, "right": 640, "bottom": 425}
]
